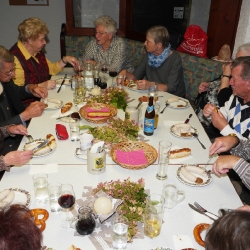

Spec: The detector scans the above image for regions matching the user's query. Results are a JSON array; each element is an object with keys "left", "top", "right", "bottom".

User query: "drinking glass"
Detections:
[
  {"left": 48, "top": 182, "right": 62, "bottom": 212},
  {"left": 69, "top": 118, "right": 80, "bottom": 141},
  {"left": 116, "top": 75, "right": 124, "bottom": 89},
  {"left": 58, "top": 184, "right": 76, "bottom": 228},
  {"left": 109, "top": 66, "right": 118, "bottom": 87},
  {"left": 33, "top": 173, "right": 49, "bottom": 204},
  {"left": 148, "top": 82, "right": 158, "bottom": 101},
  {"left": 112, "top": 214, "right": 129, "bottom": 250},
  {"left": 156, "top": 140, "right": 172, "bottom": 180},
  {"left": 76, "top": 57, "right": 84, "bottom": 76},
  {"left": 154, "top": 103, "right": 160, "bottom": 129},
  {"left": 100, "top": 59, "right": 108, "bottom": 73}
]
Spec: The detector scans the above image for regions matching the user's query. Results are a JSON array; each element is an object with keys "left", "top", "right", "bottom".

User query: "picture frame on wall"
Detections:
[{"left": 9, "top": 0, "right": 49, "bottom": 6}]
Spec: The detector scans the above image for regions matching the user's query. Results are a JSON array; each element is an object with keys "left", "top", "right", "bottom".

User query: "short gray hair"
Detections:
[
  {"left": 237, "top": 43, "right": 250, "bottom": 54},
  {"left": 146, "top": 26, "right": 170, "bottom": 49},
  {"left": 94, "top": 15, "right": 117, "bottom": 34},
  {"left": 232, "top": 56, "right": 250, "bottom": 80},
  {"left": 0, "top": 46, "right": 14, "bottom": 70}
]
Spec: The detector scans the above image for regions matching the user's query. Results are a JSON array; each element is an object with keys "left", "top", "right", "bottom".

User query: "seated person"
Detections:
[
  {"left": 10, "top": 17, "right": 78, "bottom": 105},
  {"left": 0, "top": 124, "right": 33, "bottom": 172},
  {"left": 0, "top": 204, "right": 42, "bottom": 250},
  {"left": 119, "top": 26, "right": 185, "bottom": 97},
  {"left": 0, "top": 45, "right": 47, "bottom": 155},
  {"left": 205, "top": 210, "right": 250, "bottom": 249},
  {"left": 197, "top": 43, "right": 250, "bottom": 140},
  {"left": 83, "top": 15, "right": 134, "bottom": 73},
  {"left": 203, "top": 57, "right": 250, "bottom": 141}
]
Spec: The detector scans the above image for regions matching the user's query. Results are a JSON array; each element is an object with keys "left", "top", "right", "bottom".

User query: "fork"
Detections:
[
  {"left": 194, "top": 202, "right": 219, "bottom": 218},
  {"left": 192, "top": 133, "right": 206, "bottom": 149},
  {"left": 95, "top": 236, "right": 111, "bottom": 250},
  {"left": 160, "top": 103, "right": 169, "bottom": 114}
]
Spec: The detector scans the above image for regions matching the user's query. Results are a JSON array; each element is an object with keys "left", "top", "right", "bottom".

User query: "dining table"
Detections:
[{"left": 0, "top": 67, "right": 243, "bottom": 250}]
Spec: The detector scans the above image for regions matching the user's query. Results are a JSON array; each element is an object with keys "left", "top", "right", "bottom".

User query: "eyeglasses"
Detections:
[
  {"left": 0, "top": 67, "right": 15, "bottom": 76},
  {"left": 94, "top": 31, "right": 108, "bottom": 36}
]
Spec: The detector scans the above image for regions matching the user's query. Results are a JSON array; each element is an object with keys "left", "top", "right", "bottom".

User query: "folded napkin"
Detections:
[
  {"left": 29, "top": 163, "right": 58, "bottom": 175},
  {"left": 169, "top": 145, "right": 193, "bottom": 164},
  {"left": 116, "top": 149, "right": 147, "bottom": 165},
  {"left": 50, "top": 109, "right": 72, "bottom": 118},
  {"left": 173, "top": 235, "right": 195, "bottom": 250}
]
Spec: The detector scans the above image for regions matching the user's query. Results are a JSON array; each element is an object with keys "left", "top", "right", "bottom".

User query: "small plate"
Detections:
[
  {"left": 10, "top": 188, "right": 31, "bottom": 207},
  {"left": 43, "top": 98, "right": 63, "bottom": 110},
  {"left": 75, "top": 148, "right": 87, "bottom": 160},
  {"left": 176, "top": 164, "right": 212, "bottom": 187},
  {"left": 23, "top": 139, "right": 55, "bottom": 157},
  {"left": 170, "top": 123, "right": 197, "bottom": 138},
  {"left": 55, "top": 78, "right": 71, "bottom": 87},
  {"left": 127, "top": 81, "right": 138, "bottom": 91},
  {"left": 166, "top": 97, "right": 189, "bottom": 109}
]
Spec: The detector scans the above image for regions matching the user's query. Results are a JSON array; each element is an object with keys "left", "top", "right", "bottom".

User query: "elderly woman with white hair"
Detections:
[
  {"left": 83, "top": 15, "right": 134, "bottom": 73},
  {"left": 119, "top": 25, "right": 185, "bottom": 97}
]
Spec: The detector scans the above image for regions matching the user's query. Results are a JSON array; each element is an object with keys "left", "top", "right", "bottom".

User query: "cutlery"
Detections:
[
  {"left": 127, "top": 98, "right": 135, "bottom": 103},
  {"left": 194, "top": 202, "right": 219, "bottom": 218},
  {"left": 32, "top": 139, "right": 50, "bottom": 152},
  {"left": 136, "top": 101, "right": 142, "bottom": 109},
  {"left": 188, "top": 203, "right": 216, "bottom": 221},
  {"left": 160, "top": 103, "right": 169, "bottom": 114},
  {"left": 26, "top": 135, "right": 34, "bottom": 142},
  {"left": 192, "top": 133, "right": 206, "bottom": 149},
  {"left": 184, "top": 114, "right": 192, "bottom": 124},
  {"left": 57, "top": 74, "right": 67, "bottom": 93}
]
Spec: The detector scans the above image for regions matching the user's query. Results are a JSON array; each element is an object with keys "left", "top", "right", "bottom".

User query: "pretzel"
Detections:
[
  {"left": 30, "top": 208, "right": 49, "bottom": 232},
  {"left": 193, "top": 223, "right": 210, "bottom": 247}
]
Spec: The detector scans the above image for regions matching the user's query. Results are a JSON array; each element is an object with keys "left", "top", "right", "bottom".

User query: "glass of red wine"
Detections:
[
  {"left": 100, "top": 60, "right": 108, "bottom": 73},
  {"left": 109, "top": 66, "right": 118, "bottom": 87},
  {"left": 58, "top": 183, "right": 76, "bottom": 228}
]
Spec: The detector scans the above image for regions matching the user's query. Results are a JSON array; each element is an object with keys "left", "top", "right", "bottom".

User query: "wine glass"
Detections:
[
  {"left": 58, "top": 184, "right": 76, "bottom": 228},
  {"left": 109, "top": 66, "right": 118, "bottom": 87},
  {"left": 100, "top": 59, "right": 108, "bottom": 73},
  {"left": 75, "top": 58, "right": 84, "bottom": 76}
]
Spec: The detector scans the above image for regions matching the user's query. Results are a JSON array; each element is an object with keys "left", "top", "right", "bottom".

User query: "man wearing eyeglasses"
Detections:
[
  {"left": 83, "top": 15, "right": 134, "bottom": 73},
  {"left": 0, "top": 45, "right": 47, "bottom": 155}
]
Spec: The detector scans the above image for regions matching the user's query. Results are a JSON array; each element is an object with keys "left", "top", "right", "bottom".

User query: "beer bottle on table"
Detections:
[{"left": 144, "top": 96, "right": 155, "bottom": 136}]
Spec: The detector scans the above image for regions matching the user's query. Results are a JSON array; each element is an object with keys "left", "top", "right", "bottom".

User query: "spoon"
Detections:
[{"left": 160, "top": 103, "right": 169, "bottom": 114}]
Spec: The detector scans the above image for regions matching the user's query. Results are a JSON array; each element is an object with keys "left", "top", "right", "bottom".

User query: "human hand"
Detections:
[
  {"left": 21, "top": 101, "right": 46, "bottom": 121},
  {"left": 8, "top": 124, "right": 28, "bottom": 136},
  {"left": 222, "top": 63, "right": 232, "bottom": 76},
  {"left": 39, "top": 80, "right": 56, "bottom": 90},
  {"left": 209, "top": 136, "right": 239, "bottom": 155},
  {"left": 137, "top": 80, "right": 149, "bottom": 90},
  {"left": 27, "top": 85, "right": 48, "bottom": 99},
  {"left": 203, "top": 103, "right": 216, "bottom": 117},
  {"left": 65, "top": 56, "right": 79, "bottom": 68},
  {"left": 3, "top": 150, "right": 33, "bottom": 166},
  {"left": 211, "top": 110, "right": 228, "bottom": 130},
  {"left": 237, "top": 205, "right": 250, "bottom": 212},
  {"left": 212, "top": 155, "right": 240, "bottom": 176},
  {"left": 198, "top": 82, "right": 210, "bottom": 94}
]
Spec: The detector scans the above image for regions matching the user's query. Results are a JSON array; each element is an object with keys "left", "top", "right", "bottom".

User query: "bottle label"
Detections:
[
  {"left": 147, "top": 106, "right": 154, "bottom": 113},
  {"left": 144, "top": 118, "right": 154, "bottom": 133},
  {"left": 125, "top": 112, "right": 130, "bottom": 120}
]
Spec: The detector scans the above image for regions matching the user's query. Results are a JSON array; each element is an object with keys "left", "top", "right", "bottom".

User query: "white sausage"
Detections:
[
  {"left": 0, "top": 189, "right": 10, "bottom": 201},
  {"left": 180, "top": 166, "right": 197, "bottom": 182},
  {"left": 185, "top": 166, "right": 207, "bottom": 177}
]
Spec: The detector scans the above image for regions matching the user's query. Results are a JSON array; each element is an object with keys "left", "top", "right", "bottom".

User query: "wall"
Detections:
[{"left": 0, "top": 0, "right": 65, "bottom": 61}]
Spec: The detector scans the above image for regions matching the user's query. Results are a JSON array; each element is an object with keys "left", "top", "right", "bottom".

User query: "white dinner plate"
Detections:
[
  {"left": 75, "top": 148, "right": 87, "bottom": 160},
  {"left": 170, "top": 123, "right": 197, "bottom": 138},
  {"left": 23, "top": 139, "right": 55, "bottom": 157},
  {"left": 43, "top": 98, "right": 63, "bottom": 110},
  {"left": 176, "top": 164, "right": 212, "bottom": 187},
  {"left": 166, "top": 97, "right": 189, "bottom": 109},
  {"left": 55, "top": 77, "right": 71, "bottom": 87},
  {"left": 10, "top": 188, "right": 31, "bottom": 207},
  {"left": 127, "top": 82, "right": 138, "bottom": 91}
]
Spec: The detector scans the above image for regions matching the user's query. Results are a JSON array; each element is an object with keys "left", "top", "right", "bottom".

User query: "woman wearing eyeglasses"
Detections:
[
  {"left": 9, "top": 17, "right": 78, "bottom": 105},
  {"left": 83, "top": 15, "right": 134, "bottom": 73}
]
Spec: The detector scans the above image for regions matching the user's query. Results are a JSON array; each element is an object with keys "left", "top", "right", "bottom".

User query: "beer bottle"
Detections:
[{"left": 144, "top": 96, "right": 155, "bottom": 136}]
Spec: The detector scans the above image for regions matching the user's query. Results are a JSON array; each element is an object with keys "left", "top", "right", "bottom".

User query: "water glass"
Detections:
[
  {"left": 33, "top": 173, "right": 49, "bottom": 204},
  {"left": 144, "top": 193, "right": 165, "bottom": 238},
  {"left": 116, "top": 75, "right": 125, "bottom": 88},
  {"left": 48, "top": 182, "right": 62, "bottom": 212},
  {"left": 156, "top": 141, "right": 172, "bottom": 180},
  {"left": 154, "top": 103, "right": 160, "bottom": 129},
  {"left": 162, "top": 182, "right": 185, "bottom": 209},
  {"left": 112, "top": 214, "right": 129, "bottom": 250},
  {"left": 69, "top": 118, "right": 80, "bottom": 141},
  {"left": 148, "top": 82, "right": 158, "bottom": 100}
]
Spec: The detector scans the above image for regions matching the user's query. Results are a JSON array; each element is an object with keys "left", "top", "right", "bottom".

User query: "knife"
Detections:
[
  {"left": 188, "top": 203, "right": 216, "bottom": 221},
  {"left": 32, "top": 139, "right": 50, "bottom": 152},
  {"left": 57, "top": 74, "right": 67, "bottom": 93},
  {"left": 184, "top": 114, "right": 192, "bottom": 124}
]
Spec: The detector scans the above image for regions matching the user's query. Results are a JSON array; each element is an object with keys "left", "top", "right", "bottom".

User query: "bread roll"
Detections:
[
  {"left": 169, "top": 148, "right": 191, "bottom": 159},
  {"left": 61, "top": 102, "right": 73, "bottom": 114},
  {"left": 46, "top": 134, "right": 57, "bottom": 149}
]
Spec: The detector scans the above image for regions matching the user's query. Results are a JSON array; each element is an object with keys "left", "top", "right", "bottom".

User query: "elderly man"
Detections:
[
  {"left": 203, "top": 56, "right": 250, "bottom": 140},
  {"left": 0, "top": 45, "right": 47, "bottom": 155},
  {"left": 83, "top": 15, "right": 134, "bottom": 73}
]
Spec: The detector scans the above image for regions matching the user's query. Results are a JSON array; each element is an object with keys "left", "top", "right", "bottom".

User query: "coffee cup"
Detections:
[
  {"left": 125, "top": 105, "right": 142, "bottom": 125},
  {"left": 76, "top": 133, "right": 94, "bottom": 151}
]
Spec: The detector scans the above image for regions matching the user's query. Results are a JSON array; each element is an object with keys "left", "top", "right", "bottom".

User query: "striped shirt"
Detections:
[{"left": 234, "top": 158, "right": 250, "bottom": 190}]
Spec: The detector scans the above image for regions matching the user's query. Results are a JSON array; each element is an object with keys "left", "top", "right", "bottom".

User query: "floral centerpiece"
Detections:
[
  {"left": 87, "top": 87, "right": 129, "bottom": 111},
  {"left": 93, "top": 178, "right": 147, "bottom": 242}
]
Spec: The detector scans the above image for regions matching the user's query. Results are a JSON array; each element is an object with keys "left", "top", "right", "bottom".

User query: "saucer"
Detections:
[{"left": 75, "top": 148, "right": 87, "bottom": 160}]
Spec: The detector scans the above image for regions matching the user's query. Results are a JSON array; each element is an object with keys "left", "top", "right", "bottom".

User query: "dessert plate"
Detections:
[
  {"left": 166, "top": 97, "right": 189, "bottom": 109},
  {"left": 55, "top": 77, "right": 71, "bottom": 87},
  {"left": 170, "top": 123, "right": 197, "bottom": 138},
  {"left": 43, "top": 98, "right": 63, "bottom": 110},
  {"left": 176, "top": 164, "right": 212, "bottom": 187}
]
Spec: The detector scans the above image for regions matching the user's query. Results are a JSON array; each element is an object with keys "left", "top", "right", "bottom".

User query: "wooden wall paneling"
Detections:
[{"left": 207, "top": 0, "right": 242, "bottom": 58}]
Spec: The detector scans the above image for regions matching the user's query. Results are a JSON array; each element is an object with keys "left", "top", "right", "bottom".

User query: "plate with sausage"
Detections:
[
  {"left": 170, "top": 123, "right": 197, "bottom": 138},
  {"left": 166, "top": 97, "right": 189, "bottom": 109},
  {"left": 42, "top": 98, "right": 63, "bottom": 110},
  {"left": 176, "top": 164, "right": 212, "bottom": 186}
]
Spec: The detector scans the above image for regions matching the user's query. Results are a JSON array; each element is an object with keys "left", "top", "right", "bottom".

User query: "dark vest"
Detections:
[{"left": 10, "top": 43, "right": 50, "bottom": 105}]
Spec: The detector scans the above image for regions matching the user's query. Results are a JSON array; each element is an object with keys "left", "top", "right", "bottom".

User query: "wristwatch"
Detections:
[{"left": 221, "top": 74, "right": 232, "bottom": 79}]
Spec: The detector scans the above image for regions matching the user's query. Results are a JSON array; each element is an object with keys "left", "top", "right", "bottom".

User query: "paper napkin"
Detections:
[
  {"left": 29, "top": 163, "right": 58, "bottom": 175},
  {"left": 116, "top": 149, "right": 147, "bottom": 165},
  {"left": 169, "top": 145, "right": 193, "bottom": 164}
]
